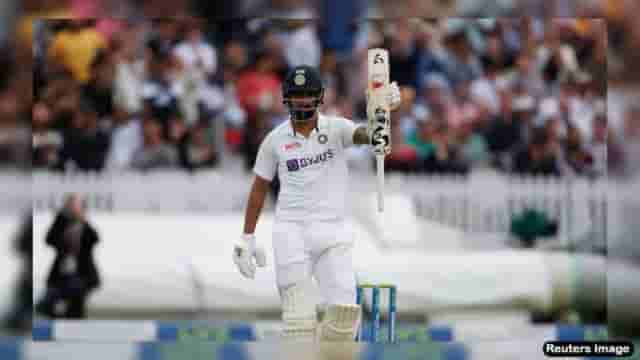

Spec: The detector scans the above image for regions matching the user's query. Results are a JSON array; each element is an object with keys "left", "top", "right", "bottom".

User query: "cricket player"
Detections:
[{"left": 233, "top": 65, "right": 400, "bottom": 341}]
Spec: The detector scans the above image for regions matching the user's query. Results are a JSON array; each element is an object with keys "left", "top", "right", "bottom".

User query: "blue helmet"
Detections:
[{"left": 282, "top": 65, "right": 324, "bottom": 121}]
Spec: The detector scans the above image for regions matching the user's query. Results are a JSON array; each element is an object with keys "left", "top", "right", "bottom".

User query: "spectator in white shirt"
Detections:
[
  {"left": 172, "top": 20, "right": 218, "bottom": 125},
  {"left": 104, "top": 107, "right": 142, "bottom": 171},
  {"left": 274, "top": 20, "right": 321, "bottom": 68},
  {"left": 173, "top": 20, "right": 217, "bottom": 77},
  {"left": 130, "top": 117, "right": 178, "bottom": 171},
  {"left": 112, "top": 27, "right": 146, "bottom": 115}
]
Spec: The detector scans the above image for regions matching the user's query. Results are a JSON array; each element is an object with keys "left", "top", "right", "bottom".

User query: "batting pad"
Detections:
[
  {"left": 317, "top": 304, "right": 362, "bottom": 342},
  {"left": 280, "top": 281, "right": 317, "bottom": 339}
]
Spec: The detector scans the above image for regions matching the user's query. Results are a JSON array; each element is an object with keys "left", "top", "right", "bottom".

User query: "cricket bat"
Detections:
[{"left": 367, "top": 48, "right": 391, "bottom": 213}]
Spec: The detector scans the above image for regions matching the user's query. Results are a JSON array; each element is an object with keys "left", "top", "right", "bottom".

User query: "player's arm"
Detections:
[
  {"left": 243, "top": 175, "right": 271, "bottom": 235},
  {"left": 243, "top": 132, "right": 277, "bottom": 234},
  {"left": 234, "top": 135, "right": 274, "bottom": 279}
]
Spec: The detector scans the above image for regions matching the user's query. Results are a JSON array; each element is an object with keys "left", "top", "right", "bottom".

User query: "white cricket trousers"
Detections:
[{"left": 272, "top": 219, "right": 356, "bottom": 306}]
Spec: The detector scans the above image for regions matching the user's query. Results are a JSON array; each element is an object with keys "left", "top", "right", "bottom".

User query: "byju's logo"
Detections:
[{"left": 286, "top": 149, "right": 334, "bottom": 172}]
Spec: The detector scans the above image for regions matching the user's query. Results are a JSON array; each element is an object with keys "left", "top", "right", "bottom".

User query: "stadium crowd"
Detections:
[
  {"left": 31, "top": 17, "right": 619, "bottom": 178},
  {"left": 14, "top": 0, "right": 634, "bottom": 180}
]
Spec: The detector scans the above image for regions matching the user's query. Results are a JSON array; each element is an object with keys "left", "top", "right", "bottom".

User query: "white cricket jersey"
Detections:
[{"left": 253, "top": 113, "right": 359, "bottom": 221}]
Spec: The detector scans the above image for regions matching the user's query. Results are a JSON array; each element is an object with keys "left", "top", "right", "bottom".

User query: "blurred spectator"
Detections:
[
  {"left": 511, "top": 51, "right": 547, "bottom": 97},
  {"left": 82, "top": 49, "right": 115, "bottom": 118},
  {"left": 256, "top": 36, "right": 288, "bottom": 85},
  {"left": 32, "top": 101, "right": 62, "bottom": 169},
  {"left": 564, "top": 123, "right": 594, "bottom": 176},
  {"left": 484, "top": 90, "right": 524, "bottom": 169},
  {"left": 423, "top": 120, "right": 469, "bottom": 174},
  {"left": 511, "top": 91, "right": 537, "bottom": 143},
  {"left": 250, "top": 0, "right": 315, "bottom": 19},
  {"left": 219, "top": 40, "right": 250, "bottom": 151},
  {"left": 408, "top": 111, "right": 468, "bottom": 174},
  {"left": 235, "top": 48, "right": 281, "bottom": 117},
  {"left": 406, "top": 112, "right": 435, "bottom": 162},
  {"left": 578, "top": 21, "right": 607, "bottom": 97},
  {"left": 422, "top": 73, "right": 459, "bottom": 129},
  {"left": 456, "top": 120, "right": 489, "bottom": 169},
  {"left": 556, "top": 76, "right": 598, "bottom": 140},
  {"left": 142, "top": 50, "right": 182, "bottom": 137},
  {"left": 39, "top": 71, "right": 79, "bottom": 130},
  {"left": 439, "top": 26, "right": 482, "bottom": 89},
  {"left": 317, "top": 0, "right": 365, "bottom": 57},
  {"left": 536, "top": 21, "right": 580, "bottom": 88},
  {"left": 273, "top": 19, "right": 321, "bottom": 68},
  {"left": 588, "top": 114, "right": 608, "bottom": 176},
  {"left": 112, "top": 24, "right": 146, "bottom": 115},
  {"left": 173, "top": 19, "right": 217, "bottom": 77},
  {"left": 191, "top": 0, "right": 245, "bottom": 20},
  {"left": 104, "top": 107, "right": 142, "bottom": 171},
  {"left": 235, "top": 47, "right": 283, "bottom": 168},
  {"left": 318, "top": 50, "right": 341, "bottom": 98},
  {"left": 178, "top": 119, "right": 219, "bottom": 171},
  {"left": 46, "top": 19, "right": 107, "bottom": 84},
  {"left": 173, "top": 19, "right": 219, "bottom": 125},
  {"left": 36, "top": 194, "right": 101, "bottom": 319},
  {"left": 222, "top": 40, "right": 249, "bottom": 76},
  {"left": 394, "top": 85, "right": 420, "bottom": 137},
  {"left": 57, "top": 100, "right": 110, "bottom": 171},
  {"left": 412, "top": 19, "right": 447, "bottom": 94},
  {"left": 451, "top": 79, "right": 482, "bottom": 130},
  {"left": 479, "top": 28, "right": 517, "bottom": 73},
  {"left": 388, "top": 20, "right": 423, "bottom": 90},
  {"left": 130, "top": 117, "right": 178, "bottom": 170},
  {"left": 146, "top": 19, "right": 179, "bottom": 62},
  {"left": 471, "top": 58, "right": 501, "bottom": 115},
  {"left": 138, "top": 0, "right": 192, "bottom": 17},
  {"left": 512, "top": 127, "right": 561, "bottom": 176},
  {"left": 621, "top": 106, "right": 640, "bottom": 176},
  {"left": 590, "top": 113, "right": 625, "bottom": 176},
  {"left": 168, "top": 115, "right": 189, "bottom": 146}
]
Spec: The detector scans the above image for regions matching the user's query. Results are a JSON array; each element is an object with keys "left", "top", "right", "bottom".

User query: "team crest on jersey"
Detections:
[
  {"left": 318, "top": 134, "right": 328, "bottom": 144},
  {"left": 284, "top": 142, "right": 301, "bottom": 151}
]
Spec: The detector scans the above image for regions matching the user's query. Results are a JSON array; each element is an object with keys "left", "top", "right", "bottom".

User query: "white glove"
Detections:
[
  {"left": 386, "top": 81, "right": 401, "bottom": 111},
  {"left": 233, "top": 234, "right": 267, "bottom": 279}
]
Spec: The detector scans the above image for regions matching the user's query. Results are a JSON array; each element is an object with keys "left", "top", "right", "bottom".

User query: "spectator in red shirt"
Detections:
[
  {"left": 235, "top": 48, "right": 282, "bottom": 170},
  {"left": 235, "top": 49, "right": 282, "bottom": 117}
]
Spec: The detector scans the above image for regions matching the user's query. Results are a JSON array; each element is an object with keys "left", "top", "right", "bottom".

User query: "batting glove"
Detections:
[
  {"left": 387, "top": 82, "right": 401, "bottom": 111},
  {"left": 372, "top": 126, "right": 391, "bottom": 155},
  {"left": 233, "top": 234, "right": 267, "bottom": 279}
]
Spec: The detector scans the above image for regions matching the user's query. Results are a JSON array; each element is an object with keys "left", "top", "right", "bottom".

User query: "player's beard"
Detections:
[
  {"left": 290, "top": 106, "right": 317, "bottom": 123},
  {"left": 292, "top": 110, "right": 316, "bottom": 123}
]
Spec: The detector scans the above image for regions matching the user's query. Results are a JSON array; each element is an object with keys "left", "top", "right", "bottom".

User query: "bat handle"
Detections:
[{"left": 376, "top": 154, "right": 385, "bottom": 212}]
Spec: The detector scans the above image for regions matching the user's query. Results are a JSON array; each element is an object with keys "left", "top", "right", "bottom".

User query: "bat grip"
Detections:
[{"left": 376, "top": 154, "right": 385, "bottom": 212}]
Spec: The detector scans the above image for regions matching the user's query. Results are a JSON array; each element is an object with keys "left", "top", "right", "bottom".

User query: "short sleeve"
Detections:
[
  {"left": 253, "top": 132, "right": 278, "bottom": 181},
  {"left": 335, "top": 117, "right": 359, "bottom": 148}
]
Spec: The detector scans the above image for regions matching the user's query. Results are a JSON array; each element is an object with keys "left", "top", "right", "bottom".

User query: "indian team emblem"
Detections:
[
  {"left": 294, "top": 74, "right": 306, "bottom": 86},
  {"left": 318, "top": 134, "right": 328, "bottom": 144}
]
